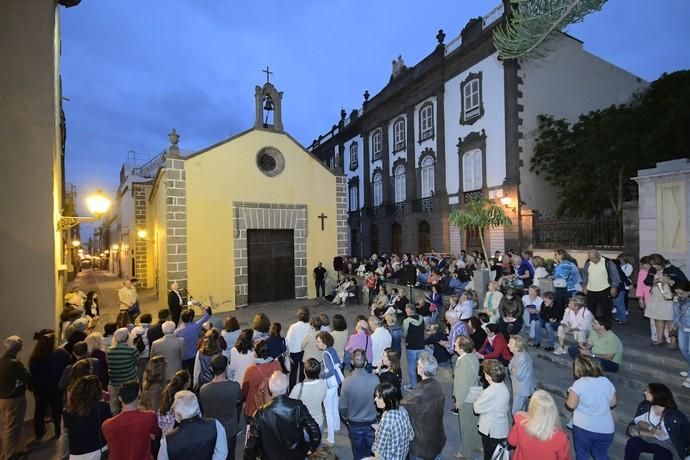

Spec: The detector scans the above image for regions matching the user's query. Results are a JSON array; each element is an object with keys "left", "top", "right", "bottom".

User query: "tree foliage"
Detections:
[
  {"left": 449, "top": 199, "right": 512, "bottom": 266},
  {"left": 530, "top": 70, "right": 690, "bottom": 218},
  {"left": 493, "top": 0, "right": 608, "bottom": 60}
]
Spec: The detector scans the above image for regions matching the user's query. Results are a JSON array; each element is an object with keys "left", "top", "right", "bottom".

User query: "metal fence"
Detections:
[{"left": 533, "top": 215, "right": 623, "bottom": 249}]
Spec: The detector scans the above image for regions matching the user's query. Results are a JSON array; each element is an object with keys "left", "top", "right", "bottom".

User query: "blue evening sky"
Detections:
[{"left": 61, "top": 0, "right": 690, "bottom": 230}]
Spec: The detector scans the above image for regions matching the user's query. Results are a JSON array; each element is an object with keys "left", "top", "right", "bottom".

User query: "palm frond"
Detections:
[{"left": 493, "top": 0, "right": 608, "bottom": 60}]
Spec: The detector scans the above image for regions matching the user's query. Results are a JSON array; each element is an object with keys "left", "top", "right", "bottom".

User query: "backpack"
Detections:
[
  {"left": 252, "top": 368, "right": 273, "bottom": 412},
  {"left": 133, "top": 333, "right": 146, "bottom": 354}
]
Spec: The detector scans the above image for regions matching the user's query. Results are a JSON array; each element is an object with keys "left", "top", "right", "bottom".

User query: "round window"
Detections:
[{"left": 255, "top": 147, "right": 285, "bottom": 177}]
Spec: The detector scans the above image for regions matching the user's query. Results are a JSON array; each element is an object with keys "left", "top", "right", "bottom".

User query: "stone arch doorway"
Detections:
[
  {"left": 392, "top": 222, "right": 402, "bottom": 255},
  {"left": 418, "top": 220, "right": 431, "bottom": 253}
]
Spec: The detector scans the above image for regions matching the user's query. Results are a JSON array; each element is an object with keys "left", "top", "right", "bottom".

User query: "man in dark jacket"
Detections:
[
  {"left": 244, "top": 371, "right": 320, "bottom": 460},
  {"left": 401, "top": 351, "right": 446, "bottom": 460},
  {"left": 168, "top": 281, "right": 184, "bottom": 325},
  {"left": 158, "top": 390, "right": 227, "bottom": 460},
  {"left": 147, "top": 309, "right": 170, "bottom": 346},
  {"left": 0, "top": 335, "right": 31, "bottom": 460}
]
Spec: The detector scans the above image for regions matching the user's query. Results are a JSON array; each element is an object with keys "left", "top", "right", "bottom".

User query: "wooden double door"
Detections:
[{"left": 247, "top": 230, "right": 295, "bottom": 303}]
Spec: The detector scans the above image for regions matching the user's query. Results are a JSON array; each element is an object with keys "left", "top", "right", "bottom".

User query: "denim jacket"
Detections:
[
  {"left": 554, "top": 260, "right": 581, "bottom": 292},
  {"left": 673, "top": 298, "right": 690, "bottom": 330}
]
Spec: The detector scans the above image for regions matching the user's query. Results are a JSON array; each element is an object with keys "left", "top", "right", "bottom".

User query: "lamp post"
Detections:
[{"left": 57, "top": 189, "right": 112, "bottom": 231}]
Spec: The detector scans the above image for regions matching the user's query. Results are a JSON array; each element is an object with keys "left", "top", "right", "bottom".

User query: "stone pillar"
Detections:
[
  {"left": 133, "top": 183, "right": 149, "bottom": 287},
  {"left": 405, "top": 107, "right": 417, "bottom": 202},
  {"left": 336, "top": 176, "right": 348, "bottom": 256},
  {"left": 164, "top": 141, "right": 188, "bottom": 294}
]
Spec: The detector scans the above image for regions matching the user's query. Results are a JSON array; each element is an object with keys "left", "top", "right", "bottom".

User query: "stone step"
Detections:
[
  {"left": 543, "top": 382, "right": 628, "bottom": 460},
  {"left": 530, "top": 347, "right": 690, "bottom": 410}
]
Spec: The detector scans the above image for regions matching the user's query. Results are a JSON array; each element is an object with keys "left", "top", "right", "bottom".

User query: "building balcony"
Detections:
[
  {"left": 412, "top": 196, "right": 434, "bottom": 213},
  {"left": 388, "top": 202, "right": 406, "bottom": 216}
]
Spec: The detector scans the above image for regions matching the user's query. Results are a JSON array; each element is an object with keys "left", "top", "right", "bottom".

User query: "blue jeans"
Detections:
[
  {"left": 567, "top": 346, "right": 619, "bottom": 372},
  {"left": 406, "top": 348, "right": 424, "bottom": 387},
  {"left": 347, "top": 423, "right": 374, "bottom": 460},
  {"left": 573, "top": 425, "right": 614, "bottom": 460},
  {"left": 535, "top": 319, "right": 559, "bottom": 347},
  {"left": 678, "top": 328, "right": 690, "bottom": 375},
  {"left": 613, "top": 290, "right": 627, "bottom": 322}
]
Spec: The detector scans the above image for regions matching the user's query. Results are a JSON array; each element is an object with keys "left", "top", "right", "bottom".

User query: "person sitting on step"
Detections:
[
  {"left": 567, "top": 317, "right": 622, "bottom": 373},
  {"left": 553, "top": 295, "right": 593, "bottom": 356}
]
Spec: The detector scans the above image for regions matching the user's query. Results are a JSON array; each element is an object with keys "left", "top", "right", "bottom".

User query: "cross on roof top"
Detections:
[{"left": 262, "top": 66, "right": 274, "bottom": 84}]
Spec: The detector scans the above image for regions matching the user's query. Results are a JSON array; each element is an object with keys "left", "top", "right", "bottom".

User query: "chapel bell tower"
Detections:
[{"left": 254, "top": 66, "right": 284, "bottom": 132}]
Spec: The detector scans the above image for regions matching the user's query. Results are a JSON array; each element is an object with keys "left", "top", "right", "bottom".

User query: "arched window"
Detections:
[
  {"left": 463, "top": 149, "right": 482, "bottom": 191},
  {"left": 420, "top": 156, "right": 435, "bottom": 198},
  {"left": 394, "top": 164, "right": 406, "bottom": 203},
  {"left": 349, "top": 142, "right": 358, "bottom": 170},
  {"left": 393, "top": 119, "right": 406, "bottom": 151},
  {"left": 372, "top": 172, "right": 383, "bottom": 207},
  {"left": 371, "top": 130, "right": 383, "bottom": 159},
  {"left": 419, "top": 103, "right": 434, "bottom": 141},
  {"left": 349, "top": 185, "right": 359, "bottom": 211}
]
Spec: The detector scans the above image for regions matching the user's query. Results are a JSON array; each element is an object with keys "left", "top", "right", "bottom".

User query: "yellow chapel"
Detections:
[{"left": 143, "top": 81, "right": 347, "bottom": 309}]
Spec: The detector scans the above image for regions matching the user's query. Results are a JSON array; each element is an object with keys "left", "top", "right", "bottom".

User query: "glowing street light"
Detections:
[
  {"left": 57, "top": 189, "right": 112, "bottom": 231},
  {"left": 137, "top": 229, "right": 148, "bottom": 239},
  {"left": 112, "top": 244, "right": 120, "bottom": 251},
  {"left": 71, "top": 240, "right": 81, "bottom": 247}
]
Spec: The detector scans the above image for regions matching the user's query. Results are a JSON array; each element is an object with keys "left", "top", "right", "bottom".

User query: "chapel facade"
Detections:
[{"left": 106, "top": 81, "right": 347, "bottom": 309}]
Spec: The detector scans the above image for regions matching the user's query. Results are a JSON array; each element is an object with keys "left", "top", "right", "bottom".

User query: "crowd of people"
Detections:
[{"left": 0, "top": 248, "right": 689, "bottom": 460}]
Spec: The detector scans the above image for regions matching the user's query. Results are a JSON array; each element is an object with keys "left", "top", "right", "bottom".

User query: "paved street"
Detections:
[{"left": 23, "top": 269, "right": 689, "bottom": 460}]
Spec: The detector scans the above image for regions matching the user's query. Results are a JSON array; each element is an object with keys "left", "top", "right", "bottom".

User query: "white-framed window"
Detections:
[
  {"left": 349, "top": 185, "right": 359, "bottom": 211},
  {"left": 393, "top": 119, "right": 406, "bottom": 151},
  {"left": 373, "top": 172, "right": 383, "bottom": 207},
  {"left": 419, "top": 103, "right": 434, "bottom": 140},
  {"left": 420, "top": 156, "right": 434, "bottom": 198},
  {"left": 394, "top": 164, "right": 406, "bottom": 203},
  {"left": 349, "top": 142, "right": 358, "bottom": 170},
  {"left": 463, "top": 78, "right": 481, "bottom": 119},
  {"left": 462, "top": 149, "right": 483, "bottom": 191},
  {"left": 372, "top": 130, "right": 382, "bottom": 160}
]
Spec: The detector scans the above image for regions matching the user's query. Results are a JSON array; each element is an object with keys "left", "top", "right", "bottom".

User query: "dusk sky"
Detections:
[{"left": 61, "top": 0, "right": 690, "bottom": 235}]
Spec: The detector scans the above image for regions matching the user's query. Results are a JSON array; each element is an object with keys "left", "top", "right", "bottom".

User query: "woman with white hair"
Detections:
[
  {"left": 84, "top": 332, "right": 109, "bottom": 389},
  {"left": 158, "top": 390, "right": 228, "bottom": 460},
  {"left": 507, "top": 389, "right": 571, "bottom": 459}
]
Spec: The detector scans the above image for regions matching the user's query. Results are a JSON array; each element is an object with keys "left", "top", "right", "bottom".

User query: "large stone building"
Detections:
[
  {"left": 308, "top": 2, "right": 647, "bottom": 257},
  {"left": 0, "top": 0, "right": 81, "bottom": 347},
  {"left": 108, "top": 82, "right": 346, "bottom": 309}
]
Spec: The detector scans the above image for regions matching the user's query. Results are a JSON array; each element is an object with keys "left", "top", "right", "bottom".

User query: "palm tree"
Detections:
[{"left": 449, "top": 199, "right": 512, "bottom": 267}]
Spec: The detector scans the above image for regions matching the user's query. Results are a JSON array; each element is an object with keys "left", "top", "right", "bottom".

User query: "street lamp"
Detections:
[
  {"left": 112, "top": 244, "right": 120, "bottom": 251},
  {"left": 57, "top": 189, "right": 112, "bottom": 231},
  {"left": 137, "top": 229, "right": 148, "bottom": 239},
  {"left": 71, "top": 240, "right": 81, "bottom": 247}
]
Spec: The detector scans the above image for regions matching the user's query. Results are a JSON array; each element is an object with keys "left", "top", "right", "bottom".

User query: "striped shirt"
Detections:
[{"left": 106, "top": 343, "right": 138, "bottom": 386}]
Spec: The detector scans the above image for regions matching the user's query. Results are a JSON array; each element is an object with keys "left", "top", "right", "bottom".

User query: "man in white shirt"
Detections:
[
  {"left": 368, "top": 316, "right": 392, "bottom": 368},
  {"left": 285, "top": 307, "right": 313, "bottom": 390}
]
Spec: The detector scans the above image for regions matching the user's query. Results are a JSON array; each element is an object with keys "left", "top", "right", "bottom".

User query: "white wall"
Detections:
[
  {"left": 519, "top": 33, "right": 648, "bottom": 213},
  {"left": 444, "top": 52, "right": 506, "bottom": 195}
]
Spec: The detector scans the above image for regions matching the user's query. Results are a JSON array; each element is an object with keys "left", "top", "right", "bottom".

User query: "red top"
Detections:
[
  {"left": 242, "top": 359, "right": 282, "bottom": 417},
  {"left": 478, "top": 334, "right": 513, "bottom": 362},
  {"left": 508, "top": 412, "right": 572, "bottom": 460},
  {"left": 102, "top": 409, "right": 159, "bottom": 460}
]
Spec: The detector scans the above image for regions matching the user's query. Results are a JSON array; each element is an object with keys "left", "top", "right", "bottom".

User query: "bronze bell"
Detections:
[{"left": 263, "top": 95, "right": 274, "bottom": 112}]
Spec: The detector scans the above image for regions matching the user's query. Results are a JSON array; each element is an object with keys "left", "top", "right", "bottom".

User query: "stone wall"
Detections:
[
  {"left": 133, "top": 183, "right": 149, "bottom": 287},
  {"left": 165, "top": 155, "right": 188, "bottom": 292},
  {"left": 233, "top": 202, "right": 308, "bottom": 306}
]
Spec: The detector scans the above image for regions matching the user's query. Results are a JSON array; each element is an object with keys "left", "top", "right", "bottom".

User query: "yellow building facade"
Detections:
[{"left": 145, "top": 82, "right": 347, "bottom": 310}]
